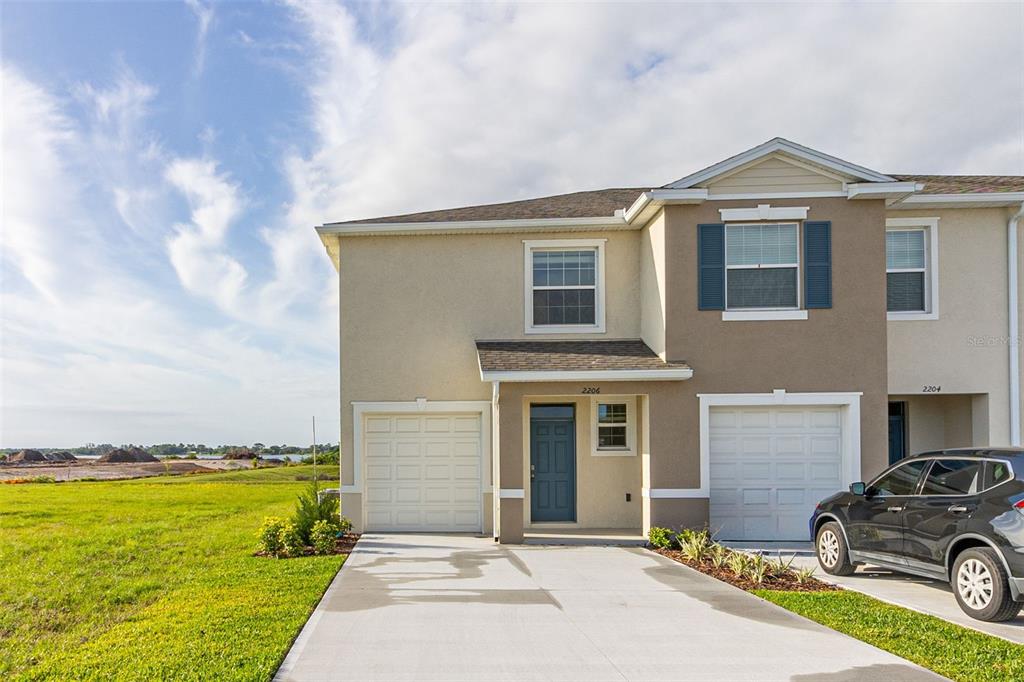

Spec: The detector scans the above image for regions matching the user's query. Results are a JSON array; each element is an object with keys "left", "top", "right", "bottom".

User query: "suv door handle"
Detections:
[
  {"left": 887, "top": 505, "right": 904, "bottom": 513},
  {"left": 947, "top": 504, "right": 971, "bottom": 514}
]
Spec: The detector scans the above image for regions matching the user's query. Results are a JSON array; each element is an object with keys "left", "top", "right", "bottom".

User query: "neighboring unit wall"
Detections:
[
  {"left": 640, "top": 211, "right": 667, "bottom": 358},
  {"left": 334, "top": 229, "right": 642, "bottom": 530},
  {"left": 887, "top": 208, "right": 1011, "bottom": 448},
  {"left": 662, "top": 197, "right": 890, "bottom": 482}
]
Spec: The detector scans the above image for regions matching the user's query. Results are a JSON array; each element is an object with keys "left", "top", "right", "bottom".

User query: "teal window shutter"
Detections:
[
  {"left": 804, "top": 221, "right": 832, "bottom": 309},
  {"left": 698, "top": 223, "right": 725, "bottom": 310}
]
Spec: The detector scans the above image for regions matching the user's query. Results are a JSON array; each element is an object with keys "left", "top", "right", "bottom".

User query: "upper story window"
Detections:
[
  {"left": 725, "top": 223, "right": 799, "bottom": 309},
  {"left": 524, "top": 239, "right": 606, "bottom": 334},
  {"left": 886, "top": 217, "right": 939, "bottom": 321}
]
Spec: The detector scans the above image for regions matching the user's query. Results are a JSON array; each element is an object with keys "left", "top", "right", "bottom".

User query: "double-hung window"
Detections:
[
  {"left": 725, "top": 223, "right": 799, "bottom": 309},
  {"left": 886, "top": 218, "right": 938, "bottom": 319},
  {"left": 525, "top": 239, "right": 606, "bottom": 333},
  {"left": 592, "top": 397, "right": 635, "bottom": 456}
]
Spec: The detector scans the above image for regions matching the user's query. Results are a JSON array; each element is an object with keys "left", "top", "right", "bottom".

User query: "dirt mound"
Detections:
[
  {"left": 44, "top": 451, "right": 78, "bottom": 462},
  {"left": 97, "top": 448, "right": 158, "bottom": 463},
  {"left": 223, "top": 450, "right": 258, "bottom": 460},
  {"left": 8, "top": 449, "right": 47, "bottom": 464}
]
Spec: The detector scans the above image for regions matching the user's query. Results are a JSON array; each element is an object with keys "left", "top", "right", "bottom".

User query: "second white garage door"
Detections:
[
  {"left": 363, "top": 413, "right": 482, "bottom": 532},
  {"left": 709, "top": 406, "right": 843, "bottom": 541}
]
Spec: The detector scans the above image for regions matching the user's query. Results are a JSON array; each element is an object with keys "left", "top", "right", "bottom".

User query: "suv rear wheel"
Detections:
[
  {"left": 816, "top": 521, "right": 855, "bottom": 576},
  {"left": 951, "top": 547, "right": 1022, "bottom": 622}
]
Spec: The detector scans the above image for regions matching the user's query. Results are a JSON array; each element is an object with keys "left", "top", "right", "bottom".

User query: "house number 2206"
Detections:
[{"left": 582, "top": 387, "right": 600, "bottom": 394}]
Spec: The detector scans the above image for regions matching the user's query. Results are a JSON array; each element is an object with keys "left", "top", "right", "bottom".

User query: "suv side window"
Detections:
[
  {"left": 983, "top": 460, "right": 1012, "bottom": 490},
  {"left": 869, "top": 460, "right": 928, "bottom": 496},
  {"left": 920, "top": 459, "right": 982, "bottom": 496}
]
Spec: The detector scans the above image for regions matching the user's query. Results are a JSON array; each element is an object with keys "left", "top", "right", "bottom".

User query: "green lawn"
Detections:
[
  {"left": 153, "top": 463, "right": 338, "bottom": 483},
  {"left": 0, "top": 469, "right": 347, "bottom": 681},
  {"left": 756, "top": 590, "right": 1024, "bottom": 682}
]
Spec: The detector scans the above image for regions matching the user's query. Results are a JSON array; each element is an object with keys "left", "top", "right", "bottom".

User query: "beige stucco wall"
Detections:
[
  {"left": 662, "top": 197, "right": 891, "bottom": 481},
  {"left": 335, "top": 229, "right": 643, "bottom": 531},
  {"left": 886, "top": 208, "right": 1012, "bottom": 446},
  {"left": 640, "top": 211, "right": 667, "bottom": 358}
]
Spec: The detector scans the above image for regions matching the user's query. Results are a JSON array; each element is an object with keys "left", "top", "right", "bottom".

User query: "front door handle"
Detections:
[
  {"left": 948, "top": 504, "right": 971, "bottom": 514},
  {"left": 887, "top": 505, "right": 904, "bottom": 513}
]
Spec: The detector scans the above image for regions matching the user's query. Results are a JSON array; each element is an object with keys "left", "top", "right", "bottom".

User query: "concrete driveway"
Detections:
[{"left": 275, "top": 534, "right": 943, "bottom": 681}]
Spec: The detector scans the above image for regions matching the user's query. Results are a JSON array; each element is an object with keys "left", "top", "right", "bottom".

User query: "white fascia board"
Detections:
[
  {"left": 891, "top": 192, "right": 1024, "bottom": 209},
  {"left": 847, "top": 182, "right": 923, "bottom": 205},
  {"left": 479, "top": 368, "right": 693, "bottom": 382},
  {"left": 317, "top": 215, "right": 628, "bottom": 237},
  {"left": 719, "top": 205, "right": 809, "bottom": 221},
  {"left": 665, "top": 137, "right": 894, "bottom": 189},
  {"left": 624, "top": 189, "right": 708, "bottom": 225}
]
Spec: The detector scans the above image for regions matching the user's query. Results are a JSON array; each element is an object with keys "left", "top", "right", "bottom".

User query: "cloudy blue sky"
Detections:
[{"left": 2, "top": 1, "right": 1022, "bottom": 447}]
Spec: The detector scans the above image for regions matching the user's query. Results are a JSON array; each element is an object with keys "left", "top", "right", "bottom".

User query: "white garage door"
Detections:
[
  {"left": 709, "top": 406, "right": 843, "bottom": 541},
  {"left": 363, "top": 413, "right": 482, "bottom": 532}
]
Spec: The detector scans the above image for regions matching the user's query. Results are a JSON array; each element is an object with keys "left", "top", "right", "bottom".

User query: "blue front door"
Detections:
[{"left": 530, "top": 405, "right": 576, "bottom": 522}]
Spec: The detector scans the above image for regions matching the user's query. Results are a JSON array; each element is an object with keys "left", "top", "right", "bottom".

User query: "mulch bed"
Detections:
[
  {"left": 255, "top": 533, "right": 361, "bottom": 559},
  {"left": 653, "top": 547, "right": 840, "bottom": 592}
]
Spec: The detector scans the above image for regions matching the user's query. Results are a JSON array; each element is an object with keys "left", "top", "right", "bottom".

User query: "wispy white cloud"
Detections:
[{"left": 185, "top": 0, "right": 215, "bottom": 77}]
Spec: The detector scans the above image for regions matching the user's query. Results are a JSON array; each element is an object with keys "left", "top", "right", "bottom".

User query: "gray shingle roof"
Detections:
[
  {"left": 476, "top": 339, "right": 689, "bottom": 373},
  {"left": 331, "top": 176, "right": 1023, "bottom": 226}
]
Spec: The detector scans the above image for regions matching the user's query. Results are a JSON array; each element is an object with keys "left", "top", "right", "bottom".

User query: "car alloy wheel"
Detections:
[
  {"left": 957, "top": 558, "right": 994, "bottom": 610},
  {"left": 818, "top": 529, "right": 840, "bottom": 568}
]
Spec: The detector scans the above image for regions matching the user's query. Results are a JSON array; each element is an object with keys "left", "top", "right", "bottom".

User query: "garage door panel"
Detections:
[
  {"left": 710, "top": 406, "right": 843, "bottom": 541},
  {"left": 363, "top": 413, "right": 482, "bottom": 532}
]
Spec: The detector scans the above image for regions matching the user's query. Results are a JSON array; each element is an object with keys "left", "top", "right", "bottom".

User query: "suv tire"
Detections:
[
  {"left": 951, "top": 547, "right": 1022, "bottom": 622},
  {"left": 816, "top": 521, "right": 855, "bottom": 576}
]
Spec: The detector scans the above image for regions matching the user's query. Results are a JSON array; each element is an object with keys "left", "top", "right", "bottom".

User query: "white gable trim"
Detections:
[
  {"left": 665, "top": 138, "right": 894, "bottom": 189},
  {"left": 719, "top": 204, "right": 809, "bottom": 221}
]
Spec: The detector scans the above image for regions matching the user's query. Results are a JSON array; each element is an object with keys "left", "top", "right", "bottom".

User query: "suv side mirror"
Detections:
[{"left": 849, "top": 482, "right": 866, "bottom": 496}]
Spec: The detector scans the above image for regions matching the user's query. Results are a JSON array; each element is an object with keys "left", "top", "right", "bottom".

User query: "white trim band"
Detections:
[
  {"left": 499, "top": 489, "right": 525, "bottom": 499},
  {"left": 641, "top": 488, "right": 707, "bottom": 499},
  {"left": 719, "top": 204, "right": 809, "bottom": 222},
  {"left": 722, "top": 310, "right": 808, "bottom": 321}
]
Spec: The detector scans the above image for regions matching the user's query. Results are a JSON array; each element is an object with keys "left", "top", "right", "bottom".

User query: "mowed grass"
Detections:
[
  {"left": 756, "top": 590, "right": 1024, "bottom": 682},
  {"left": 152, "top": 463, "right": 338, "bottom": 484},
  {"left": 0, "top": 469, "right": 347, "bottom": 681}
]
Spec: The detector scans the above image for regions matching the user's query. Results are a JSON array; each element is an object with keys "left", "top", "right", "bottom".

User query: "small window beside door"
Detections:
[{"left": 591, "top": 398, "right": 635, "bottom": 456}]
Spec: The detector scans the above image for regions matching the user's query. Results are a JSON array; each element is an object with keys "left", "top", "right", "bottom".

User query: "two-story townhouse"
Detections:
[{"left": 316, "top": 138, "right": 1024, "bottom": 543}]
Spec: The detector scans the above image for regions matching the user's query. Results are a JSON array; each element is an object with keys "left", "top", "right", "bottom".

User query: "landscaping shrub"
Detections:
[
  {"left": 337, "top": 515, "right": 353, "bottom": 535},
  {"left": 280, "top": 521, "right": 304, "bottom": 557},
  {"left": 677, "top": 527, "right": 712, "bottom": 562},
  {"left": 257, "top": 517, "right": 287, "bottom": 556},
  {"left": 310, "top": 520, "right": 338, "bottom": 555},
  {"left": 648, "top": 526, "right": 673, "bottom": 549},
  {"left": 293, "top": 480, "right": 339, "bottom": 544}
]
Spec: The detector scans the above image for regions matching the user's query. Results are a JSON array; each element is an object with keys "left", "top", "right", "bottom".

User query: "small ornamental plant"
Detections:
[
  {"left": 257, "top": 517, "right": 286, "bottom": 557},
  {"left": 648, "top": 526, "right": 673, "bottom": 549},
  {"left": 310, "top": 520, "right": 338, "bottom": 555},
  {"left": 279, "top": 521, "right": 304, "bottom": 558}
]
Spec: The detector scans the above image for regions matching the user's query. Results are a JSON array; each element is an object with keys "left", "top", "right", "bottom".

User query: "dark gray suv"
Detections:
[{"left": 809, "top": 448, "right": 1024, "bottom": 622}]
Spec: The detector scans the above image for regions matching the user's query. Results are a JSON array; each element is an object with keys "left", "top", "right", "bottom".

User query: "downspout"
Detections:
[
  {"left": 1009, "top": 205, "right": 1024, "bottom": 446},
  {"left": 491, "top": 380, "right": 501, "bottom": 541}
]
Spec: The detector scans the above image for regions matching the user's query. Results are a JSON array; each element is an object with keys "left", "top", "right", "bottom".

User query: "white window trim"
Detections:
[
  {"left": 724, "top": 222, "right": 801, "bottom": 313},
  {"left": 590, "top": 396, "right": 636, "bottom": 457},
  {"left": 524, "top": 239, "right": 607, "bottom": 334},
  {"left": 886, "top": 217, "right": 939, "bottom": 321},
  {"left": 722, "top": 310, "right": 808, "bottom": 321}
]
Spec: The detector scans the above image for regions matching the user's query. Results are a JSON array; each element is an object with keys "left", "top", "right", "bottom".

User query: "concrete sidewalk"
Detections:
[{"left": 276, "top": 534, "right": 944, "bottom": 681}]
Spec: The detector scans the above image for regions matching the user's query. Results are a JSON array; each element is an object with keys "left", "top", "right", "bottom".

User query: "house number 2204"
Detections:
[
  {"left": 582, "top": 387, "right": 601, "bottom": 394},
  {"left": 923, "top": 385, "right": 942, "bottom": 393}
]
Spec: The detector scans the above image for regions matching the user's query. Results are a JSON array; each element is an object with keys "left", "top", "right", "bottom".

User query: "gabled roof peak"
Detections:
[{"left": 664, "top": 137, "right": 895, "bottom": 189}]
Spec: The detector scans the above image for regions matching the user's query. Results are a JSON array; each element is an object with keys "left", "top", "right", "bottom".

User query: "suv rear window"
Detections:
[
  {"left": 920, "top": 459, "right": 982, "bottom": 496},
  {"left": 983, "top": 460, "right": 1012, "bottom": 490}
]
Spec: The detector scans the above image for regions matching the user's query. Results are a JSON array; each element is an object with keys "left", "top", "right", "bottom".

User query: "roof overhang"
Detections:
[
  {"left": 847, "top": 182, "right": 924, "bottom": 205},
  {"left": 889, "top": 192, "right": 1024, "bottom": 210},
  {"left": 665, "top": 137, "right": 895, "bottom": 189},
  {"left": 316, "top": 214, "right": 629, "bottom": 239},
  {"left": 480, "top": 368, "right": 694, "bottom": 382}
]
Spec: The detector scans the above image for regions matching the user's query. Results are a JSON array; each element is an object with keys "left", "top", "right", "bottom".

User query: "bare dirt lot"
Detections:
[{"left": 0, "top": 459, "right": 262, "bottom": 482}]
